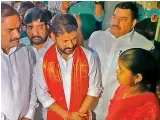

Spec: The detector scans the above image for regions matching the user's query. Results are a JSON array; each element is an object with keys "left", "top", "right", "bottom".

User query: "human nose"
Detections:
[
  {"left": 13, "top": 29, "right": 20, "bottom": 39},
  {"left": 32, "top": 27, "right": 38, "bottom": 36}
]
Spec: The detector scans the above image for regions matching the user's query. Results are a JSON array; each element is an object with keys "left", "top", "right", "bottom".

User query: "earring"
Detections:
[{"left": 135, "top": 81, "right": 137, "bottom": 84}]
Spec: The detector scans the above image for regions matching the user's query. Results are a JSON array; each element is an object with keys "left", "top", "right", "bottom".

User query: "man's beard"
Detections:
[
  {"left": 30, "top": 36, "right": 47, "bottom": 45},
  {"left": 58, "top": 45, "right": 76, "bottom": 55}
]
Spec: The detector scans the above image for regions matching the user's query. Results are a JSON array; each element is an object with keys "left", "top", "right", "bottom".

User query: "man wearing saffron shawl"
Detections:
[{"left": 35, "top": 14, "right": 102, "bottom": 120}]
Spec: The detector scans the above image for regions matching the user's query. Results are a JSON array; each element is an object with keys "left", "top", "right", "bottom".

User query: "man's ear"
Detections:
[
  {"left": 50, "top": 32, "right": 56, "bottom": 43},
  {"left": 131, "top": 19, "right": 137, "bottom": 29},
  {"left": 134, "top": 73, "right": 143, "bottom": 84},
  {"left": 46, "top": 24, "right": 50, "bottom": 30}
]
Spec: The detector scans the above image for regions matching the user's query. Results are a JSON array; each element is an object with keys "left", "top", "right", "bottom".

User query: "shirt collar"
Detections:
[
  {"left": 1, "top": 45, "right": 20, "bottom": 56},
  {"left": 43, "top": 37, "right": 53, "bottom": 49}
]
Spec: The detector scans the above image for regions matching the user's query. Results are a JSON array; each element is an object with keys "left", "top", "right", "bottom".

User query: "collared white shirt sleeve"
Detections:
[
  {"left": 35, "top": 57, "right": 56, "bottom": 109},
  {"left": 82, "top": 47, "right": 102, "bottom": 97}
]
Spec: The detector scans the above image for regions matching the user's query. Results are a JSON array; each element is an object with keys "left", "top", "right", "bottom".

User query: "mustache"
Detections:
[
  {"left": 11, "top": 37, "right": 20, "bottom": 42},
  {"left": 64, "top": 46, "right": 76, "bottom": 51},
  {"left": 31, "top": 36, "right": 42, "bottom": 40},
  {"left": 65, "top": 47, "right": 73, "bottom": 49},
  {"left": 112, "top": 25, "right": 121, "bottom": 29},
  {"left": 64, "top": 48, "right": 74, "bottom": 51}
]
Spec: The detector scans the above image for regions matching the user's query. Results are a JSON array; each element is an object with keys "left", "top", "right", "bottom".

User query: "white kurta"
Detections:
[
  {"left": 88, "top": 29, "right": 154, "bottom": 120},
  {"left": 1, "top": 44, "right": 38, "bottom": 120},
  {"left": 35, "top": 46, "right": 102, "bottom": 114}
]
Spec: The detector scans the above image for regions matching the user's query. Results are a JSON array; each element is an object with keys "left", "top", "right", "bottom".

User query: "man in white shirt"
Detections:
[
  {"left": 1, "top": 3, "right": 38, "bottom": 120},
  {"left": 88, "top": 2, "right": 154, "bottom": 120},
  {"left": 22, "top": 7, "right": 54, "bottom": 120},
  {"left": 35, "top": 14, "right": 102, "bottom": 120},
  {"left": 22, "top": 7, "right": 54, "bottom": 63}
]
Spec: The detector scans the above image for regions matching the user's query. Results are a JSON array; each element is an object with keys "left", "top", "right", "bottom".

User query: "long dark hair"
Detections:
[{"left": 119, "top": 48, "right": 160, "bottom": 93}]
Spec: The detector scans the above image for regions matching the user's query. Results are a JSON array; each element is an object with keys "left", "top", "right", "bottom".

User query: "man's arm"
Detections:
[
  {"left": 94, "top": 1, "right": 104, "bottom": 22},
  {"left": 95, "top": 1, "right": 103, "bottom": 18},
  {"left": 77, "top": 49, "right": 102, "bottom": 116},
  {"left": 78, "top": 96, "right": 97, "bottom": 114},
  {"left": 77, "top": 28, "right": 84, "bottom": 46},
  {"left": 75, "top": 15, "right": 84, "bottom": 46},
  {"left": 49, "top": 102, "right": 69, "bottom": 119},
  {"left": 35, "top": 58, "right": 69, "bottom": 119}
]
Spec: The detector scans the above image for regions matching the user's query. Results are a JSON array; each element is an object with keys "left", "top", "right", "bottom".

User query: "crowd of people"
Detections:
[{"left": 1, "top": 1, "right": 160, "bottom": 120}]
